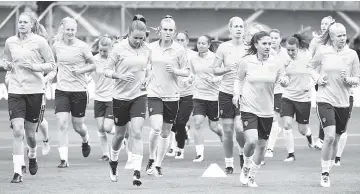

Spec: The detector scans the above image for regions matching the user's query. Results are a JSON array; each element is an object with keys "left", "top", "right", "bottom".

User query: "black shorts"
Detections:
[
  {"left": 55, "top": 89, "right": 88, "bottom": 117},
  {"left": 274, "top": 93, "right": 282, "bottom": 113},
  {"left": 280, "top": 98, "right": 311, "bottom": 124},
  {"left": 94, "top": 100, "right": 113, "bottom": 119},
  {"left": 219, "top": 91, "right": 240, "bottom": 119},
  {"left": 113, "top": 95, "right": 147, "bottom": 126},
  {"left": 175, "top": 95, "right": 193, "bottom": 125},
  {"left": 8, "top": 93, "right": 43, "bottom": 123},
  {"left": 148, "top": 97, "right": 179, "bottom": 124},
  {"left": 193, "top": 99, "right": 219, "bottom": 121},
  {"left": 241, "top": 111, "right": 273, "bottom": 140},
  {"left": 316, "top": 102, "right": 350, "bottom": 135}
]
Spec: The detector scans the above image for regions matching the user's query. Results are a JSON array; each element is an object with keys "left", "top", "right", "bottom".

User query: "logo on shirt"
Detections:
[
  {"left": 149, "top": 108, "right": 153, "bottom": 113},
  {"left": 322, "top": 118, "right": 326, "bottom": 123},
  {"left": 114, "top": 117, "right": 118, "bottom": 124},
  {"left": 244, "top": 121, "right": 248, "bottom": 127}
]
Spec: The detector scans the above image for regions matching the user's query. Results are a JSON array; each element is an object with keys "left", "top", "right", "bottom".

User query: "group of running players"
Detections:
[{"left": 2, "top": 11, "right": 358, "bottom": 189}]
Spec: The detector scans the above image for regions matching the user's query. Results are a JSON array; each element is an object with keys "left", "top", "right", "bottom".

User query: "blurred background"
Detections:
[{"left": 0, "top": 1, "right": 360, "bottom": 106}]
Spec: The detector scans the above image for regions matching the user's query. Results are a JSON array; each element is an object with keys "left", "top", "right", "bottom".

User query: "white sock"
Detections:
[
  {"left": 132, "top": 154, "right": 143, "bottom": 171},
  {"left": 149, "top": 129, "right": 160, "bottom": 160},
  {"left": 58, "top": 146, "right": 68, "bottom": 162},
  {"left": 13, "top": 155, "right": 24, "bottom": 175},
  {"left": 249, "top": 161, "right": 260, "bottom": 178},
  {"left": 195, "top": 144, "right": 204, "bottom": 156},
  {"left": 266, "top": 121, "right": 280, "bottom": 150},
  {"left": 27, "top": 146, "right": 37, "bottom": 158},
  {"left": 20, "top": 156, "right": 25, "bottom": 166},
  {"left": 81, "top": 131, "right": 89, "bottom": 143},
  {"left": 127, "top": 151, "right": 133, "bottom": 162},
  {"left": 225, "top": 157, "right": 234, "bottom": 168},
  {"left": 329, "top": 159, "right": 335, "bottom": 171},
  {"left": 154, "top": 136, "right": 170, "bottom": 167},
  {"left": 97, "top": 131, "right": 109, "bottom": 156},
  {"left": 243, "top": 155, "right": 253, "bottom": 168},
  {"left": 110, "top": 147, "right": 120, "bottom": 162},
  {"left": 337, "top": 132, "right": 348, "bottom": 157},
  {"left": 284, "top": 129, "right": 294, "bottom": 154},
  {"left": 321, "top": 159, "right": 330, "bottom": 173},
  {"left": 169, "top": 131, "right": 176, "bottom": 150},
  {"left": 238, "top": 145, "right": 244, "bottom": 155}
]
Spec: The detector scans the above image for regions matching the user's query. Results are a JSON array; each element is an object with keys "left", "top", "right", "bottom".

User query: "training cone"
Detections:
[{"left": 201, "top": 163, "right": 227, "bottom": 178}]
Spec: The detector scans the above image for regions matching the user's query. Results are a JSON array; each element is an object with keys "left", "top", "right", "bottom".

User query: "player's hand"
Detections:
[
  {"left": 120, "top": 72, "right": 136, "bottom": 83},
  {"left": 166, "top": 64, "right": 174, "bottom": 73},
  {"left": 318, "top": 75, "right": 328, "bottom": 86},
  {"left": 279, "top": 76, "right": 289, "bottom": 87},
  {"left": 17, "top": 58, "right": 33, "bottom": 70},
  {"left": 232, "top": 95, "right": 240, "bottom": 108}
]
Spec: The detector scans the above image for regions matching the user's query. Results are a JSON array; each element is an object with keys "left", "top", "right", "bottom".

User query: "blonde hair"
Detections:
[
  {"left": 91, "top": 34, "right": 112, "bottom": 53},
  {"left": 53, "top": 17, "right": 77, "bottom": 42},
  {"left": 18, "top": 12, "right": 48, "bottom": 39},
  {"left": 228, "top": 17, "right": 243, "bottom": 28},
  {"left": 318, "top": 22, "right": 344, "bottom": 45}
]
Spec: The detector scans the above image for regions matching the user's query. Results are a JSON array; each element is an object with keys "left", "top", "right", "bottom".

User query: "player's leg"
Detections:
[
  {"left": 265, "top": 94, "right": 283, "bottom": 157},
  {"left": 9, "top": 94, "right": 26, "bottom": 183},
  {"left": 94, "top": 100, "right": 109, "bottom": 161},
  {"left": 296, "top": 101, "right": 314, "bottom": 149},
  {"left": 335, "top": 96, "right": 352, "bottom": 166},
  {"left": 146, "top": 98, "right": 164, "bottom": 175},
  {"left": 70, "top": 92, "right": 91, "bottom": 159}
]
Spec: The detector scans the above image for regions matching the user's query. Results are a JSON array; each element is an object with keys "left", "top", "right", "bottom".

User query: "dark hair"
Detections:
[
  {"left": 193, "top": 35, "right": 213, "bottom": 52},
  {"left": 209, "top": 40, "right": 222, "bottom": 53},
  {"left": 286, "top": 33, "right": 310, "bottom": 50},
  {"left": 122, "top": 14, "right": 147, "bottom": 40},
  {"left": 245, "top": 31, "right": 270, "bottom": 56}
]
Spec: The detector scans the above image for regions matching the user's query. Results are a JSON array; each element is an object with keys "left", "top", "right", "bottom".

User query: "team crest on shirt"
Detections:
[
  {"left": 244, "top": 121, "right": 248, "bottom": 127},
  {"left": 322, "top": 118, "right": 326, "bottom": 123}
]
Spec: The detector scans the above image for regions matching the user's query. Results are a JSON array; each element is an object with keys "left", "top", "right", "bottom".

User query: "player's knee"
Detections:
[
  {"left": 103, "top": 123, "right": 113, "bottom": 133},
  {"left": 223, "top": 126, "right": 234, "bottom": 137},
  {"left": 283, "top": 121, "right": 292, "bottom": 130},
  {"left": 131, "top": 130, "right": 141, "bottom": 140},
  {"left": 57, "top": 118, "right": 68, "bottom": 131},
  {"left": 324, "top": 133, "right": 335, "bottom": 143},
  {"left": 13, "top": 127, "right": 25, "bottom": 140}
]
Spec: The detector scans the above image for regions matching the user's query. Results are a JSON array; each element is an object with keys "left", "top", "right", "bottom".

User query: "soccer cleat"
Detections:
[
  {"left": 42, "top": 139, "right": 51, "bottom": 155},
  {"left": 264, "top": 149, "right": 273, "bottom": 158},
  {"left": 133, "top": 170, "right": 142, "bottom": 186},
  {"left": 21, "top": 165, "right": 26, "bottom": 174},
  {"left": 166, "top": 149, "right": 175, "bottom": 157},
  {"left": 82, "top": 142, "right": 91, "bottom": 157},
  {"left": 239, "top": 155, "right": 244, "bottom": 169},
  {"left": 99, "top": 155, "right": 110, "bottom": 161},
  {"left": 29, "top": 158, "right": 38, "bottom": 175},
  {"left": 284, "top": 154, "right": 296, "bottom": 162},
  {"left": 260, "top": 161, "right": 265, "bottom": 166},
  {"left": 225, "top": 167, "right": 234, "bottom": 174},
  {"left": 193, "top": 155, "right": 204, "bottom": 162},
  {"left": 175, "top": 151, "right": 184, "bottom": 159},
  {"left": 124, "top": 160, "right": 134, "bottom": 169},
  {"left": 57, "top": 160, "right": 69, "bottom": 168},
  {"left": 307, "top": 136, "right": 314, "bottom": 148},
  {"left": 248, "top": 176, "right": 258, "bottom": 187},
  {"left": 10, "top": 173, "right": 23, "bottom": 183},
  {"left": 314, "top": 139, "right": 323, "bottom": 150},
  {"left": 154, "top": 166, "right": 163, "bottom": 177},
  {"left": 146, "top": 159, "right": 155, "bottom": 175},
  {"left": 334, "top": 157, "right": 341, "bottom": 166},
  {"left": 240, "top": 167, "right": 250, "bottom": 185},
  {"left": 321, "top": 172, "right": 330, "bottom": 187},
  {"left": 109, "top": 160, "right": 118, "bottom": 182}
]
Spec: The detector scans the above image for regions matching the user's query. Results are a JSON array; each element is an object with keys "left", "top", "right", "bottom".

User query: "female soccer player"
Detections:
[
  {"left": 191, "top": 35, "right": 224, "bottom": 162},
  {"left": 105, "top": 19, "right": 150, "bottom": 186},
  {"left": 281, "top": 34, "right": 315, "bottom": 162},
  {"left": 234, "top": 31, "right": 289, "bottom": 187},
  {"left": 145, "top": 16, "right": 190, "bottom": 177},
  {"left": 264, "top": 29, "right": 295, "bottom": 158},
  {"left": 308, "top": 23, "right": 359, "bottom": 187},
  {"left": 213, "top": 16, "right": 246, "bottom": 174},
  {"left": 166, "top": 31, "right": 196, "bottom": 159},
  {"left": 90, "top": 35, "right": 115, "bottom": 161},
  {"left": 3, "top": 11, "right": 55, "bottom": 183},
  {"left": 52, "top": 17, "right": 96, "bottom": 168}
]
